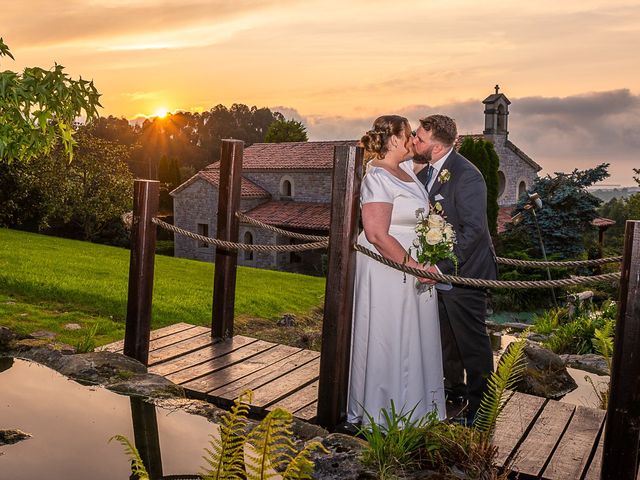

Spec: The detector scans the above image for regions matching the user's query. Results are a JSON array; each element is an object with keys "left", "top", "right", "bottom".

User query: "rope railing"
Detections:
[
  {"left": 152, "top": 218, "right": 328, "bottom": 252},
  {"left": 232, "top": 213, "right": 622, "bottom": 269},
  {"left": 153, "top": 217, "right": 621, "bottom": 288},
  {"left": 353, "top": 244, "right": 621, "bottom": 289},
  {"left": 236, "top": 212, "right": 328, "bottom": 242}
]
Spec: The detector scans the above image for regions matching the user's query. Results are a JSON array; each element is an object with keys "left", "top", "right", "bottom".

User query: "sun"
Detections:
[{"left": 153, "top": 107, "right": 169, "bottom": 118}]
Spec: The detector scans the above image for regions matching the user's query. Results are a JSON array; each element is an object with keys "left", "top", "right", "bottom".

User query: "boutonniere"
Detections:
[
  {"left": 438, "top": 169, "right": 451, "bottom": 183},
  {"left": 433, "top": 202, "right": 443, "bottom": 214}
]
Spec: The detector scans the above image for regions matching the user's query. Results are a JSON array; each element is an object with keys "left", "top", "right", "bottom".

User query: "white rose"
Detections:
[
  {"left": 443, "top": 225, "right": 455, "bottom": 240},
  {"left": 425, "top": 228, "right": 443, "bottom": 245},
  {"left": 428, "top": 214, "right": 445, "bottom": 229},
  {"left": 413, "top": 238, "right": 421, "bottom": 247}
]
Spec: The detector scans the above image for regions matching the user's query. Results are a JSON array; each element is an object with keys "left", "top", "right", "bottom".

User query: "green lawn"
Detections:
[{"left": 0, "top": 228, "right": 326, "bottom": 348}]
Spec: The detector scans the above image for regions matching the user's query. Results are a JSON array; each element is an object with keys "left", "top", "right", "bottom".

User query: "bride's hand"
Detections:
[{"left": 416, "top": 264, "right": 438, "bottom": 285}]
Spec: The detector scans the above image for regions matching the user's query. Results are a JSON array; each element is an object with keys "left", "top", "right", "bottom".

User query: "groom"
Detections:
[{"left": 412, "top": 114, "right": 497, "bottom": 424}]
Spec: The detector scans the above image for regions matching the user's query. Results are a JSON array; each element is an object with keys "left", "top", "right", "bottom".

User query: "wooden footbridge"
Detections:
[{"left": 117, "top": 140, "right": 639, "bottom": 479}]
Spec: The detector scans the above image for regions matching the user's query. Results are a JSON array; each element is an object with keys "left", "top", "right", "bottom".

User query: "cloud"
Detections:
[
  {"left": 3, "top": 0, "right": 291, "bottom": 49},
  {"left": 294, "top": 89, "right": 640, "bottom": 186}
]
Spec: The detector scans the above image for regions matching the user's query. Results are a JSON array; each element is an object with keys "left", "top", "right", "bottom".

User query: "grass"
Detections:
[{"left": 0, "top": 228, "right": 326, "bottom": 348}]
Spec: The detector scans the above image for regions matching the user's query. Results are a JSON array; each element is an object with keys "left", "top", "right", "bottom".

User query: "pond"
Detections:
[{"left": 0, "top": 357, "right": 218, "bottom": 479}]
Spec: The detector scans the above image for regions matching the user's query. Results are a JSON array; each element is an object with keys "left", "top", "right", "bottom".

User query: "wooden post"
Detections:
[
  {"left": 317, "top": 145, "right": 363, "bottom": 430},
  {"left": 602, "top": 220, "right": 640, "bottom": 480},
  {"left": 124, "top": 179, "right": 159, "bottom": 366},
  {"left": 212, "top": 139, "right": 244, "bottom": 339}
]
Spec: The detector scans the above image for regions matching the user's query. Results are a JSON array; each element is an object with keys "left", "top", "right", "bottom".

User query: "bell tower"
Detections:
[{"left": 483, "top": 85, "right": 511, "bottom": 142}]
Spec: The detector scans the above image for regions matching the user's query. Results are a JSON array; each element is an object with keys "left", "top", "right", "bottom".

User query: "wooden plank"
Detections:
[
  {"left": 294, "top": 402, "right": 318, "bottom": 422},
  {"left": 150, "top": 335, "right": 258, "bottom": 376},
  {"left": 179, "top": 344, "right": 301, "bottom": 393},
  {"left": 147, "top": 325, "right": 211, "bottom": 352},
  {"left": 166, "top": 340, "right": 277, "bottom": 385},
  {"left": 251, "top": 358, "right": 320, "bottom": 408},
  {"left": 509, "top": 400, "right": 575, "bottom": 478},
  {"left": 492, "top": 392, "right": 546, "bottom": 467},
  {"left": 583, "top": 426, "right": 605, "bottom": 480},
  {"left": 147, "top": 331, "right": 219, "bottom": 366},
  {"left": 542, "top": 405, "right": 606, "bottom": 480},
  {"left": 270, "top": 380, "right": 319, "bottom": 411},
  {"left": 210, "top": 349, "right": 319, "bottom": 401},
  {"left": 98, "top": 323, "right": 196, "bottom": 353}
]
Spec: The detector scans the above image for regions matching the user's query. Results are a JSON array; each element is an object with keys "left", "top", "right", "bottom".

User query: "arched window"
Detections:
[
  {"left": 497, "top": 171, "right": 506, "bottom": 197},
  {"left": 518, "top": 181, "right": 527, "bottom": 199},
  {"left": 280, "top": 177, "right": 294, "bottom": 199},
  {"left": 243, "top": 231, "right": 254, "bottom": 261},
  {"left": 282, "top": 180, "right": 292, "bottom": 197}
]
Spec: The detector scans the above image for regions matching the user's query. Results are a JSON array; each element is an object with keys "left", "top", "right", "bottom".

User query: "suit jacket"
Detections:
[{"left": 415, "top": 151, "right": 497, "bottom": 288}]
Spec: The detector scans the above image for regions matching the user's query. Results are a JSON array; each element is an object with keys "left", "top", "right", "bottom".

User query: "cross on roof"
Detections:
[{"left": 495, "top": 84, "right": 500, "bottom": 94}]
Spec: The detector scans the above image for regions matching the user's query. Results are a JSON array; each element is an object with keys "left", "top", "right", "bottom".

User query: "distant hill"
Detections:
[{"left": 589, "top": 187, "right": 640, "bottom": 202}]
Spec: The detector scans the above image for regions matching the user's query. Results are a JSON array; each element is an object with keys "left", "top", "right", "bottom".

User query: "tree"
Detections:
[
  {"left": 505, "top": 163, "right": 610, "bottom": 259},
  {"left": 458, "top": 137, "right": 499, "bottom": 235},
  {"left": 265, "top": 119, "right": 308, "bottom": 143},
  {"left": 0, "top": 38, "right": 101, "bottom": 163}
]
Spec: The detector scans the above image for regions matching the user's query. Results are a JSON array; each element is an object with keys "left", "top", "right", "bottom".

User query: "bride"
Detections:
[{"left": 347, "top": 115, "right": 446, "bottom": 426}]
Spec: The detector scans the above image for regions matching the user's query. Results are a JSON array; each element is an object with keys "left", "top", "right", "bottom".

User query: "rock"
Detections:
[
  {"left": 0, "top": 429, "right": 32, "bottom": 445},
  {"left": 278, "top": 314, "right": 296, "bottom": 327},
  {"left": 502, "top": 340, "right": 578, "bottom": 400},
  {"left": 0, "top": 326, "right": 18, "bottom": 350},
  {"left": 57, "top": 352, "right": 147, "bottom": 384},
  {"left": 30, "top": 330, "right": 56, "bottom": 339},
  {"left": 313, "top": 433, "right": 376, "bottom": 480},
  {"left": 63, "top": 323, "right": 83, "bottom": 331},
  {"left": 526, "top": 332, "right": 549, "bottom": 343},
  {"left": 108, "top": 373, "right": 185, "bottom": 398},
  {"left": 560, "top": 354, "right": 610, "bottom": 376}
]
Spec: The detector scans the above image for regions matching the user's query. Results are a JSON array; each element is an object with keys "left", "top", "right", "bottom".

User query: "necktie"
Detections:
[{"left": 424, "top": 165, "right": 435, "bottom": 191}]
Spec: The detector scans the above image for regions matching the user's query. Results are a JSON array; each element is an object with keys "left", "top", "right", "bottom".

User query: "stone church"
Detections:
[{"left": 171, "top": 88, "right": 540, "bottom": 273}]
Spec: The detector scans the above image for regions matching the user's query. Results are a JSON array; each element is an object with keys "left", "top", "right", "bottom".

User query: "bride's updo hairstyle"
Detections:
[{"left": 360, "top": 115, "right": 410, "bottom": 163}]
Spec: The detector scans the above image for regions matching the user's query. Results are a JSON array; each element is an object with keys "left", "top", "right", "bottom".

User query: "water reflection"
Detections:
[{"left": 0, "top": 358, "right": 215, "bottom": 479}]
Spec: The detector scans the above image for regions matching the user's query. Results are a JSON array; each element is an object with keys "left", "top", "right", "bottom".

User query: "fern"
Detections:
[
  {"left": 245, "top": 408, "right": 296, "bottom": 479},
  {"left": 109, "top": 434, "right": 150, "bottom": 480},
  {"left": 592, "top": 320, "right": 615, "bottom": 371},
  {"left": 201, "top": 391, "right": 252, "bottom": 480},
  {"left": 475, "top": 336, "right": 527, "bottom": 434},
  {"left": 282, "top": 441, "right": 328, "bottom": 479}
]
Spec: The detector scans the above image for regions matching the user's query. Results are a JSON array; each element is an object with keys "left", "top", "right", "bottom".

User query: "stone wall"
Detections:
[
  {"left": 173, "top": 178, "right": 269, "bottom": 262},
  {"left": 488, "top": 135, "right": 539, "bottom": 207},
  {"left": 243, "top": 170, "right": 332, "bottom": 202}
]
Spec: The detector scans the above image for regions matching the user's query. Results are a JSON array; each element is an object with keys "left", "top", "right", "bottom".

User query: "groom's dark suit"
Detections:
[{"left": 416, "top": 150, "right": 497, "bottom": 420}]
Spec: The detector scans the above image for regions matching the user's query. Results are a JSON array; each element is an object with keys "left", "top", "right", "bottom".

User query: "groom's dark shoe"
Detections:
[
  {"left": 334, "top": 421, "right": 362, "bottom": 437},
  {"left": 445, "top": 395, "right": 468, "bottom": 420}
]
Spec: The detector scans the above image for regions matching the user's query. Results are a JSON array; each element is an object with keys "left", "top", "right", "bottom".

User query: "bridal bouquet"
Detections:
[{"left": 410, "top": 203, "right": 458, "bottom": 293}]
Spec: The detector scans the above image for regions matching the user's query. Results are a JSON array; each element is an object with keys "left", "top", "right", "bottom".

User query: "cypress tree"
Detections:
[
  {"left": 457, "top": 137, "right": 499, "bottom": 236},
  {"left": 484, "top": 141, "right": 500, "bottom": 236}
]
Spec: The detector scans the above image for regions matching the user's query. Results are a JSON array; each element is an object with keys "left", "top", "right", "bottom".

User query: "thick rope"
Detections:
[
  {"left": 236, "top": 212, "right": 328, "bottom": 241},
  {"left": 152, "top": 218, "right": 328, "bottom": 252},
  {"left": 496, "top": 256, "right": 622, "bottom": 268},
  {"left": 353, "top": 244, "right": 621, "bottom": 289}
]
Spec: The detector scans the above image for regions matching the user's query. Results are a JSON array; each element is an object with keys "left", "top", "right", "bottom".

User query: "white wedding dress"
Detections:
[{"left": 347, "top": 162, "right": 446, "bottom": 426}]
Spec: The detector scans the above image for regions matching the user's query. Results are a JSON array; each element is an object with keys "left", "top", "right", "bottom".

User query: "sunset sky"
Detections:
[{"left": 2, "top": 0, "right": 639, "bottom": 185}]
